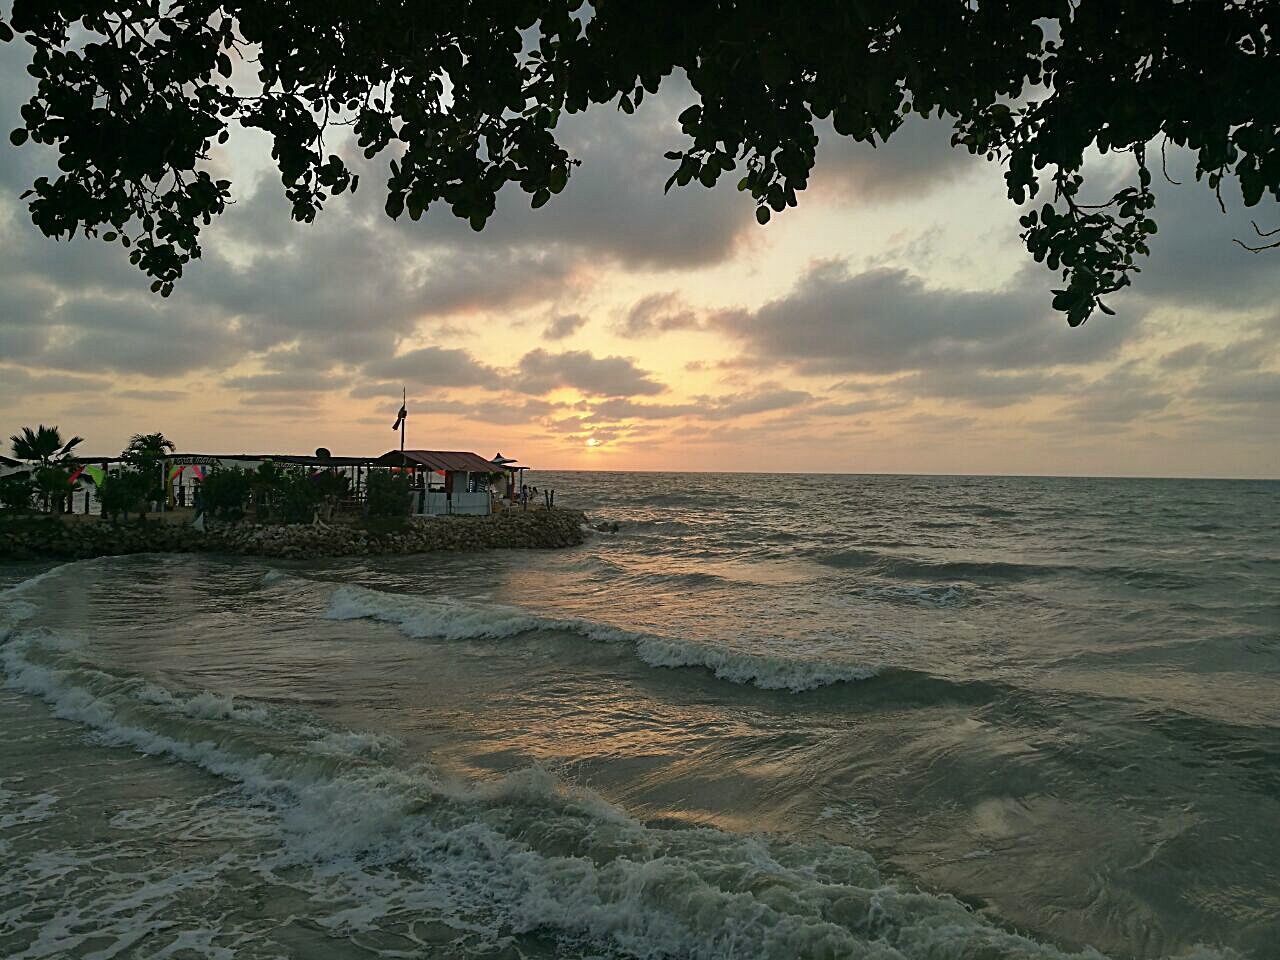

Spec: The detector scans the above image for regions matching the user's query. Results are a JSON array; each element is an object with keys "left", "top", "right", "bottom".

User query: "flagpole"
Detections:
[{"left": 400, "top": 386, "right": 406, "bottom": 453}]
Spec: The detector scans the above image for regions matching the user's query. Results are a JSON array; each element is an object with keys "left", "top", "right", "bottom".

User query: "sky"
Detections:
[{"left": 0, "top": 44, "right": 1277, "bottom": 478}]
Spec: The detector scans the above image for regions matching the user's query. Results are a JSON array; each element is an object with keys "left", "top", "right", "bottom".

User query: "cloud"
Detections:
[
  {"left": 616, "top": 292, "right": 701, "bottom": 338},
  {"left": 712, "top": 260, "right": 1139, "bottom": 396},
  {"left": 701, "top": 388, "right": 812, "bottom": 420},
  {"left": 1095, "top": 151, "right": 1280, "bottom": 314},
  {"left": 514, "top": 349, "right": 665, "bottom": 397},
  {"left": 586, "top": 387, "right": 811, "bottom": 422},
  {"left": 542, "top": 313, "right": 588, "bottom": 341},
  {"left": 893, "top": 369, "right": 1085, "bottom": 408},
  {"left": 221, "top": 371, "right": 333, "bottom": 393},
  {"left": 1058, "top": 364, "right": 1173, "bottom": 425},
  {"left": 810, "top": 116, "right": 974, "bottom": 204},
  {"left": 0, "top": 366, "right": 109, "bottom": 402},
  {"left": 362, "top": 346, "right": 499, "bottom": 388}
]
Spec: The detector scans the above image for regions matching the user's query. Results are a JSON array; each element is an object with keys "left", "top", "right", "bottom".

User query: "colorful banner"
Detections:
[{"left": 68, "top": 465, "right": 106, "bottom": 486}]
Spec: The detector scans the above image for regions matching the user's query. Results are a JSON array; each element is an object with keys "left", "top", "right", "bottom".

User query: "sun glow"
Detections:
[{"left": 584, "top": 437, "right": 602, "bottom": 447}]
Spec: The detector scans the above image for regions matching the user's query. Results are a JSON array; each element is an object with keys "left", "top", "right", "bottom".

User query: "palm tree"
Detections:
[
  {"left": 9, "top": 425, "right": 84, "bottom": 468},
  {"left": 124, "top": 432, "right": 177, "bottom": 460},
  {"left": 122, "top": 433, "right": 178, "bottom": 511},
  {"left": 9, "top": 425, "right": 83, "bottom": 514}
]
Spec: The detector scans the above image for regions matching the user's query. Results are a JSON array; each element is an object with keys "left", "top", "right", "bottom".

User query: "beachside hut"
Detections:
[{"left": 377, "top": 450, "right": 516, "bottom": 516}]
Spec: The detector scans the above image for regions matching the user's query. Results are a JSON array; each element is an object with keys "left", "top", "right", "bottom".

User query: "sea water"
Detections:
[{"left": 1, "top": 472, "right": 1276, "bottom": 959}]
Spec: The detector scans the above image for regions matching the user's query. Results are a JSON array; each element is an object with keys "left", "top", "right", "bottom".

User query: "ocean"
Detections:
[{"left": 1, "top": 471, "right": 1276, "bottom": 960}]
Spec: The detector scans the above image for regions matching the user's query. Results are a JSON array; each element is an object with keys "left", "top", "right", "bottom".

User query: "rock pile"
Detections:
[{"left": 0, "top": 510, "right": 588, "bottom": 561}]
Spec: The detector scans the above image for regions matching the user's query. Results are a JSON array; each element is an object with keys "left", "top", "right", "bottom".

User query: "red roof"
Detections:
[{"left": 378, "top": 450, "right": 504, "bottom": 472}]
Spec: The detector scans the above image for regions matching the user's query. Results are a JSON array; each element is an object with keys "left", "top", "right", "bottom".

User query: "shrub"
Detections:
[
  {"left": 271, "top": 469, "right": 323, "bottom": 524},
  {"left": 200, "top": 469, "right": 252, "bottom": 521},
  {"left": 366, "top": 470, "right": 412, "bottom": 519},
  {"left": 0, "top": 475, "right": 34, "bottom": 514},
  {"left": 98, "top": 470, "right": 150, "bottom": 522}
]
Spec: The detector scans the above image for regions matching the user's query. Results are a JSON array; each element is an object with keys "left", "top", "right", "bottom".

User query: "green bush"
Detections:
[
  {"left": 200, "top": 469, "right": 252, "bottom": 521},
  {"left": 271, "top": 469, "right": 323, "bottom": 524},
  {"left": 366, "top": 470, "right": 412, "bottom": 519},
  {"left": 0, "top": 475, "right": 34, "bottom": 514},
  {"left": 97, "top": 470, "right": 150, "bottom": 522}
]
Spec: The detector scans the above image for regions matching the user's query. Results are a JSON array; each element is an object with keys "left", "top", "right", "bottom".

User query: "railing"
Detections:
[{"left": 415, "top": 491, "right": 491, "bottom": 516}]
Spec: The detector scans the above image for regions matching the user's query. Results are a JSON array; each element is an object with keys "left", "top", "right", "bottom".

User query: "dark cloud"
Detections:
[
  {"left": 810, "top": 116, "right": 974, "bottom": 203},
  {"left": 1095, "top": 151, "right": 1280, "bottom": 314},
  {"left": 1059, "top": 365, "right": 1173, "bottom": 425},
  {"left": 702, "top": 388, "right": 811, "bottom": 420},
  {"left": 0, "top": 366, "right": 109, "bottom": 401},
  {"left": 514, "top": 349, "right": 665, "bottom": 397},
  {"left": 616, "top": 292, "right": 700, "bottom": 338},
  {"left": 894, "top": 369, "right": 1085, "bottom": 408},
  {"left": 37, "top": 297, "right": 245, "bottom": 375},
  {"left": 714, "top": 260, "right": 1138, "bottom": 386},
  {"left": 362, "top": 346, "right": 499, "bottom": 388},
  {"left": 1174, "top": 321, "right": 1280, "bottom": 414},
  {"left": 542, "top": 313, "right": 588, "bottom": 341},
  {"left": 222, "top": 371, "right": 332, "bottom": 393},
  {"left": 436, "top": 77, "right": 755, "bottom": 270},
  {"left": 587, "top": 388, "right": 811, "bottom": 422}
]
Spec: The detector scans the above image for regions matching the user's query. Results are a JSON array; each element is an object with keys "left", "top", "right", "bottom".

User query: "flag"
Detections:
[
  {"left": 392, "top": 403, "right": 407, "bottom": 431},
  {"left": 80, "top": 465, "right": 106, "bottom": 486}
]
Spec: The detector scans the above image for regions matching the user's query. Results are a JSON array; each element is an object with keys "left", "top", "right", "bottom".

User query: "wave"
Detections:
[
  {"left": 319, "top": 580, "right": 878, "bottom": 693},
  {"left": 1, "top": 623, "right": 1217, "bottom": 960},
  {"left": 818, "top": 548, "right": 1053, "bottom": 584},
  {"left": 818, "top": 549, "right": 1200, "bottom": 592},
  {"left": 860, "top": 584, "right": 973, "bottom": 608}
]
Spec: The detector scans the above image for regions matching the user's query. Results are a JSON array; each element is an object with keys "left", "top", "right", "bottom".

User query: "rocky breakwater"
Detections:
[{"left": 0, "top": 510, "right": 588, "bottom": 561}]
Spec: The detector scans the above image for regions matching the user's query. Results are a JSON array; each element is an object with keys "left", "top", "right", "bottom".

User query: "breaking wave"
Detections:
[{"left": 318, "top": 580, "right": 879, "bottom": 693}]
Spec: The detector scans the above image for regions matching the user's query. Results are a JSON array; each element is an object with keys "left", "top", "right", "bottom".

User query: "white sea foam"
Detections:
[
  {"left": 0, "top": 782, "right": 57, "bottom": 829},
  {"left": 305, "top": 728, "right": 399, "bottom": 759},
  {"left": 136, "top": 686, "right": 271, "bottom": 724},
  {"left": 323, "top": 582, "right": 880, "bottom": 693}
]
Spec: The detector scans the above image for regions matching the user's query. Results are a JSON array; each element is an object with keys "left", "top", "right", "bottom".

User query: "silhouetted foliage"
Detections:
[
  {"left": 97, "top": 469, "right": 150, "bottom": 522},
  {"left": 121, "top": 432, "right": 177, "bottom": 506},
  {"left": 2, "top": 3, "right": 1277, "bottom": 325},
  {"left": 200, "top": 468, "right": 252, "bottom": 521},
  {"left": 9, "top": 425, "right": 82, "bottom": 512},
  {"left": 0, "top": 475, "right": 35, "bottom": 514},
  {"left": 269, "top": 469, "right": 325, "bottom": 524},
  {"left": 9, "top": 424, "right": 82, "bottom": 468},
  {"left": 366, "top": 471, "right": 412, "bottom": 519}
]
